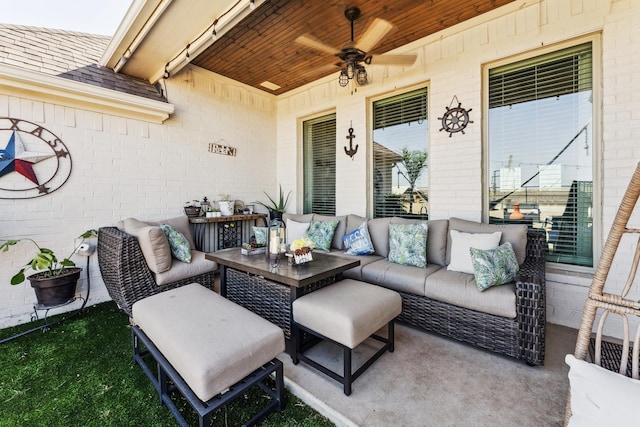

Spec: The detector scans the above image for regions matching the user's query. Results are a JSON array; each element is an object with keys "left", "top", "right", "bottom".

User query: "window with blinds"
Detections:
[
  {"left": 372, "top": 87, "right": 428, "bottom": 219},
  {"left": 303, "top": 113, "right": 336, "bottom": 215},
  {"left": 487, "top": 42, "right": 594, "bottom": 267}
]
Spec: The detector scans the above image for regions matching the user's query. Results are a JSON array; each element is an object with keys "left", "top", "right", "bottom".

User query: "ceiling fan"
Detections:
[{"left": 295, "top": 7, "right": 417, "bottom": 87}]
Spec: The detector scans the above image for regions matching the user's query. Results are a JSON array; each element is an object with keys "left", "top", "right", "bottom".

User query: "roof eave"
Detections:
[{"left": 0, "top": 63, "right": 174, "bottom": 123}]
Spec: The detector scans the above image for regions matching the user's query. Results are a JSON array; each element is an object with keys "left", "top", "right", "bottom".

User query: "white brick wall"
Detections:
[
  {"left": 1, "top": 0, "right": 639, "bottom": 339},
  {"left": 275, "top": 0, "right": 640, "bottom": 338},
  {"left": 0, "top": 66, "right": 277, "bottom": 328}
]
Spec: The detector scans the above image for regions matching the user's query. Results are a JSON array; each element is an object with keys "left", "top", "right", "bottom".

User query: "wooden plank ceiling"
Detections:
[{"left": 192, "top": 0, "right": 513, "bottom": 95}]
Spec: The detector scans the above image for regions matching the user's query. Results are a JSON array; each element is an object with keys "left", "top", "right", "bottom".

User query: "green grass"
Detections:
[{"left": 0, "top": 302, "right": 334, "bottom": 427}]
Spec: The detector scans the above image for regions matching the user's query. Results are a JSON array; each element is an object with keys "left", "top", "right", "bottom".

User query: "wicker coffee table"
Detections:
[{"left": 206, "top": 248, "right": 359, "bottom": 355}]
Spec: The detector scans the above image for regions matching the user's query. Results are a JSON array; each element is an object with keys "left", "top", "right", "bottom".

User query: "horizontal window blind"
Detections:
[
  {"left": 373, "top": 87, "right": 427, "bottom": 130},
  {"left": 487, "top": 42, "right": 594, "bottom": 268},
  {"left": 303, "top": 113, "right": 336, "bottom": 216},
  {"left": 373, "top": 87, "right": 429, "bottom": 219},
  {"left": 489, "top": 42, "right": 592, "bottom": 108}
]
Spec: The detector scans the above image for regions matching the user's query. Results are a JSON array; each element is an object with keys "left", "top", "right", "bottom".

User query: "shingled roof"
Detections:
[{"left": 0, "top": 24, "right": 166, "bottom": 102}]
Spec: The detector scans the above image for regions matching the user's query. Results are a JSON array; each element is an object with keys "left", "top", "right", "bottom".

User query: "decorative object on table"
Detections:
[
  {"left": 200, "top": 196, "right": 212, "bottom": 214},
  {"left": 241, "top": 243, "right": 266, "bottom": 256},
  {"left": 438, "top": 95, "right": 473, "bottom": 137},
  {"left": 205, "top": 207, "right": 221, "bottom": 218},
  {"left": 266, "top": 215, "right": 286, "bottom": 268},
  {"left": 344, "top": 123, "right": 358, "bottom": 159},
  {"left": 509, "top": 203, "right": 525, "bottom": 220},
  {"left": 255, "top": 184, "right": 291, "bottom": 221},
  {"left": 289, "top": 237, "right": 315, "bottom": 265},
  {"left": 234, "top": 200, "right": 245, "bottom": 214},
  {"left": 245, "top": 204, "right": 255, "bottom": 214},
  {"left": 184, "top": 200, "right": 201, "bottom": 217},
  {"left": 218, "top": 194, "right": 235, "bottom": 216},
  {"left": 0, "top": 229, "right": 97, "bottom": 307}
]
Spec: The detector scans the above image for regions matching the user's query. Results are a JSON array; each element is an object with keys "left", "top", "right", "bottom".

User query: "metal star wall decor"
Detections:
[{"left": 0, "top": 118, "right": 73, "bottom": 199}]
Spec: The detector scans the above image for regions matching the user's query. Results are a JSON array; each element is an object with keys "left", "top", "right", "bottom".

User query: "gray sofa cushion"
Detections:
[
  {"left": 153, "top": 250, "right": 217, "bottom": 286},
  {"left": 367, "top": 217, "right": 392, "bottom": 257},
  {"left": 426, "top": 219, "right": 449, "bottom": 267},
  {"left": 346, "top": 214, "right": 368, "bottom": 233},
  {"left": 447, "top": 217, "right": 528, "bottom": 265},
  {"left": 361, "top": 260, "right": 442, "bottom": 296},
  {"left": 424, "top": 268, "right": 516, "bottom": 318},
  {"left": 334, "top": 252, "right": 385, "bottom": 281},
  {"left": 147, "top": 216, "right": 196, "bottom": 250},
  {"left": 123, "top": 218, "right": 172, "bottom": 274}
]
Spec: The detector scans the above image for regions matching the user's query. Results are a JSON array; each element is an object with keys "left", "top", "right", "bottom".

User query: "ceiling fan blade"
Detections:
[
  {"left": 369, "top": 53, "right": 417, "bottom": 66},
  {"left": 355, "top": 18, "right": 394, "bottom": 53},
  {"left": 295, "top": 35, "right": 340, "bottom": 56}
]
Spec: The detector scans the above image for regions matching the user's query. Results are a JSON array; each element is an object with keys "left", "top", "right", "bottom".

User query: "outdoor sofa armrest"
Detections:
[{"left": 515, "top": 230, "right": 547, "bottom": 366}]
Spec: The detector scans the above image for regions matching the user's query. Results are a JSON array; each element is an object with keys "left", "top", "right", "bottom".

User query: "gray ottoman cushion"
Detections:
[
  {"left": 293, "top": 279, "right": 401, "bottom": 349},
  {"left": 132, "top": 283, "right": 285, "bottom": 402}
]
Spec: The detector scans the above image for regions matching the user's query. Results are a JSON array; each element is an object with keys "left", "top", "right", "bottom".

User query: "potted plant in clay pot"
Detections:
[
  {"left": 1, "top": 230, "right": 97, "bottom": 307},
  {"left": 255, "top": 184, "right": 291, "bottom": 221}
]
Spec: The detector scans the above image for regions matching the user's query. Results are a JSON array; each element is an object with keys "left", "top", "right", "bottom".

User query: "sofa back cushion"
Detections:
[
  {"left": 446, "top": 217, "right": 528, "bottom": 265},
  {"left": 123, "top": 218, "right": 172, "bottom": 274},
  {"left": 156, "top": 216, "right": 195, "bottom": 250},
  {"left": 426, "top": 219, "right": 449, "bottom": 266},
  {"left": 367, "top": 217, "right": 392, "bottom": 257}
]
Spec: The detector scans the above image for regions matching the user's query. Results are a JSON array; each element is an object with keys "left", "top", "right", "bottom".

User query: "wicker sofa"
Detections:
[
  {"left": 283, "top": 213, "right": 546, "bottom": 366},
  {"left": 97, "top": 216, "right": 217, "bottom": 316}
]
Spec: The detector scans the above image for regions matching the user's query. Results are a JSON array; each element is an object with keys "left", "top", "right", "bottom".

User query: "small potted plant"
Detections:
[
  {"left": 255, "top": 184, "right": 291, "bottom": 221},
  {"left": 184, "top": 200, "right": 201, "bottom": 217},
  {"left": 1, "top": 230, "right": 98, "bottom": 307},
  {"left": 218, "top": 194, "right": 235, "bottom": 216}
]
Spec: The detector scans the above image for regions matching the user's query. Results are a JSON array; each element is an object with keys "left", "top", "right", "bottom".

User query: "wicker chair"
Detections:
[
  {"left": 97, "top": 226, "right": 215, "bottom": 316},
  {"left": 565, "top": 162, "right": 640, "bottom": 424}
]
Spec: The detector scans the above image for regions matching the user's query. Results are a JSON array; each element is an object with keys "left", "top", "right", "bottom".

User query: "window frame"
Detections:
[
  {"left": 299, "top": 110, "right": 337, "bottom": 215},
  {"left": 368, "top": 83, "right": 430, "bottom": 219},
  {"left": 482, "top": 34, "right": 602, "bottom": 273}
]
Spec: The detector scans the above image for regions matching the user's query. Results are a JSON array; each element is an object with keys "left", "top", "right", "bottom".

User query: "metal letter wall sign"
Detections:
[
  {"left": 208, "top": 142, "right": 237, "bottom": 157},
  {"left": 0, "top": 118, "right": 73, "bottom": 199}
]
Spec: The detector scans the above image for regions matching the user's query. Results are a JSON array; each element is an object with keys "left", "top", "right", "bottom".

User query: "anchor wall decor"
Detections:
[{"left": 344, "top": 124, "right": 358, "bottom": 159}]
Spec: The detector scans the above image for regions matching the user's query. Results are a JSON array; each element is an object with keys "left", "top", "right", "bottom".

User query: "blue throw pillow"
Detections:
[
  {"left": 470, "top": 242, "right": 519, "bottom": 291},
  {"left": 307, "top": 220, "right": 338, "bottom": 251},
  {"left": 343, "top": 221, "right": 375, "bottom": 255},
  {"left": 388, "top": 223, "right": 428, "bottom": 268},
  {"left": 159, "top": 224, "right": 191, "bottom": 263}
]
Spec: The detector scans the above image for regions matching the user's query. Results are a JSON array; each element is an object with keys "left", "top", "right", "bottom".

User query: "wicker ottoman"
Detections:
[
  {"left": 292, "top": 279, "right": 402, "bottom": 395},
  {"left": 131, "top": 283, "right": 285, "bottom": 426}
]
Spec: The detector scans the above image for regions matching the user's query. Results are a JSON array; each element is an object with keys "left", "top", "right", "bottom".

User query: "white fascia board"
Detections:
[
  {"left": 0, "top": 64, "right": 174, "bottom": 124},
  {"left": 100, "top": 0, "right": 154, "bottom": 68}
]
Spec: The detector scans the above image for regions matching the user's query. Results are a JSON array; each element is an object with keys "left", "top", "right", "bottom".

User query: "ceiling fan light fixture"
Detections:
[
  {"left": 346, "top": 61, "right": 355, "bottom": 79},
  {"left": 338, "top": 69, "right": 349, "bottom": 87},
  {"left": 356, "top": 65, "right": 368, "bottom": 85}
]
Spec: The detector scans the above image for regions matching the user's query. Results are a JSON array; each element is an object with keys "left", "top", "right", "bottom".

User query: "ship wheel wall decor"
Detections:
[{"left": 438, "top": 96, "right": 473, "bottom": 137}]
